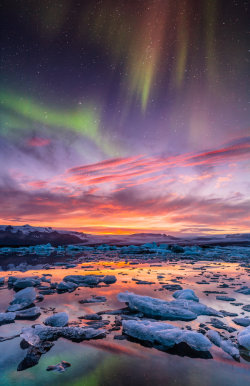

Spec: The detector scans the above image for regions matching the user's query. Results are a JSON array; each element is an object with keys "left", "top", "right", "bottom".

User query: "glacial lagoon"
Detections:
[{"left": 0, "top": 247, "right": 249, "bottom": 386}]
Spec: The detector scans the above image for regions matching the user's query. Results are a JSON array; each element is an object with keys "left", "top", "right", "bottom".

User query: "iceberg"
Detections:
[
  {"left": 118, "top": 291, "right": 221, "bottom": 321},
  {"left": 7, "top": 287, "right": 36, "bottom": 311},
  {"left": 44, "top": 312, "right": 69, "bottom": 327},
  {"left": 207, "top": 330, "right": 240, "bottom": 360},
  {"left": 238, "top": 326, "right": 250, "bottom": 350},
  {"left": 173, "top": 289, "right": 199, "bottom": 302},
  {"left": 122, "top": 319, "right": 212, "bottom": 353}
]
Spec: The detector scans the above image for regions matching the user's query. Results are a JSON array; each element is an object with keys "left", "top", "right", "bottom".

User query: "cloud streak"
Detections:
[
  {"left": 1, "top": 137, "right": 249, "bottom": 234},
  {"left": 0, "top": 183, "right": 249, "bottom": 234}
]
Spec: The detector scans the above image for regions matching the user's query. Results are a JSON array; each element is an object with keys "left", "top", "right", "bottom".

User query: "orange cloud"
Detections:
[{"left": 2, "top": 137, "right": 250, "bottom": 234}]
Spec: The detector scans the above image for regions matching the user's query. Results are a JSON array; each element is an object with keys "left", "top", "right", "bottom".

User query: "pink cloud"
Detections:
[
  {"left": 2, "top": 136, "right": 249, "bottom": 233},
  {"left": 27, "top": 180, "right": 47, "bottom": 189},
  {"left": 27, "top": 137, "right": 51, "bottom": 147}
]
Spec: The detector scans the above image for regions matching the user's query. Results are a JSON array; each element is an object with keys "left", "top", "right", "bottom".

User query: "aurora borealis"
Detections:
[{"left": 0, "top": 0, "right": 249, "bottom": 234}]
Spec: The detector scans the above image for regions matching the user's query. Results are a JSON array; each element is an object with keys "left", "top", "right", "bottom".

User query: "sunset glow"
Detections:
[{"left": 0, "top": 1, "right": 249, "bottom": 235}]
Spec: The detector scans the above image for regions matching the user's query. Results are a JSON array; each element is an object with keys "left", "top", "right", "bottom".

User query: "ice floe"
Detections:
[
  {"left": 0, "top": 312, "right": 16, "bottom": 325},
  {"left": 122, "top": 319, "right": 212, "bottom": 353},
  {"left": 238, "top": 326, "right": 250, "bottom": 350},
  {"left": 7, "top": 287, "right": 36, "bottom": 311},
  {"left": 44, "top": 312, "right": 69, "bottom": 327},
  {"left": 118, "top": 291, "right": 222, "bottom": 321},
  {"left": 207, "top": 330, "right": 240, "bottom": 360},
  {"left": 64, "top": 274, "right": 117, "bottom": 287}
]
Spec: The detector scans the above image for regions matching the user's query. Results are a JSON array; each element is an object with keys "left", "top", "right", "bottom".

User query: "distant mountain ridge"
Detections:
[
  {"left": 0, "top": 224, "right": 88, "bottom": 246},
  {"left": 0, "top": 224, "right": 249, "bottom": 247},
  {"left": 130, "top": 233, "right": 178, "bottom": 239}
]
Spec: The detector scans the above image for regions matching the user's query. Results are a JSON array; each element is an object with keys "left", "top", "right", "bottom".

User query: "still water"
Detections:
[{"left": 0, "top": 258, "right": 249, "bottom": 386}]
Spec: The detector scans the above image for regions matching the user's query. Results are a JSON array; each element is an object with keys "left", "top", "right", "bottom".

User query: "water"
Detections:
[{"left": 0, "top": 257, "right": 249, "bottom": 385}]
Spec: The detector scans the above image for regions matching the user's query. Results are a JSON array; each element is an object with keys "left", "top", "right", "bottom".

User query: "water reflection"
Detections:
[{"left": 0, "top": 258, "right": 249, "bottom": 385}]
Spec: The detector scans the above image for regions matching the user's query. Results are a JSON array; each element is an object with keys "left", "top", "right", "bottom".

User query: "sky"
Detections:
[{"left": 0, "top": 0, "right": 249, "bottom": 235}]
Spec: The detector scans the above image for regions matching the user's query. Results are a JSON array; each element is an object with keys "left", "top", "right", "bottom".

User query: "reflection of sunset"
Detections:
[
  {"left": 1, "top": 259, "right": 248, "bottom": 324},
  {"left": 0, "top": 256, "right": 249, "bottom": 382}
]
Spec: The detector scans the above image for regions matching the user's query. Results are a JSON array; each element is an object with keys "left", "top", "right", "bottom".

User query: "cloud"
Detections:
[
  {"left": 184, "top": 141, "right": 250, "bottom": 166},
  {"left": 0, "top": 181, "right": 249, "bottom": 233},
  {"left": 68, "top": 155, "right": 142, "bottom": 174},
  {"left": 27, "top": 137, "right": 51, "bottom": 147},
  {"left": 1, "top": 136, "right": 249, "bottom": 233},
  {"left": 27, "top": 180, "right": 48, "bottom": 189},
  {"left": 67, "top": 137, "right": 250, "bottom": 187}
]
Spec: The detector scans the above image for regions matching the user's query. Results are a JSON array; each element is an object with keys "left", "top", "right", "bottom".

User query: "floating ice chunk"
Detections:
[
  {"left": 163, "top": 284, "right": 182, "bottom": 291},
  {"left": 216, "top": 296, "right": 236, "bottom": 301},
  {"left": 17, "top": 324, "right": 106, "bottom": 371},
  {"left": 97, "top": 244, "right": 111, "bottom": 251},
  {"left": 15, "top": 307, "right": 41, "bottom": 320},
  {"left": 207, "top": 330, "right": 240, "bottom": 360},
  {"left": 79, "top": 246, "right": 94, "bottom": 251},
  {"left": 173, "top": 289, "right": 199, "bottom": 302},
  {"left": 122, "top": 319, "right": 211, "bottom": 352},
  {"left": 20, "top": 324, "right": 106, "bottom": 344},
  {"left": 183, "top": 246, "right": 202, "bottom": 256},
  {"left": 235, "top": 286, "right": 250, "bottom": 295},
  {"left": 233, "top": 318, "right": 250, "bottom": 327},
  {"left": 238, "top": 326, "right": 250, "bottom": 350},
  {"left": 220, "top": 340, "right": 240, "bottom": 361},
  {"left": 13, "top": 278, "right": 40, "bottom": 290},
  {"left": 44, "top": 312, "right": 69, "bottom": 327},
  {"left": 120, "top": 245, "right": 142, "bottom": 254},
  {"left": 33, "top": 244, "right": 55, "bottom": 255},
  {"left": 206, "top": 330, "right": 221, "bottom": 346},
  {"left": 102, "top": 275, "right": 117, "bottom": 284},
  {"left": 64, "top": 274, "right": 116, "bottom": 287},
  {"left": 57, "top": 281, "right": 78, "bottom": 292},
  {"left": 118, "top": 292, "right": 196, "bottom": 320},
  {"left": 141, "top": 242, "right": 158, "bottom": 249},
  {"left": 170, "top": 245, "right": 184, "bottom": 253},
  {"left": 7, "top": 264, "right": 16, "bottom": 270},
  {"left": 20, "top": 327, "right": 41, "bottom": 347},
  {"left": 209, "top": 318, "right": 236, "bottom": 333},
  {"left": 79, "top": 295, "right": 106, "bottom": 304},
  {"left": 47, "top": 360, "right": 71, "bottom": 372},
  {"left": 7, "top": 287, "right": 36, "bottom": 311},
  {"left": 118, "top": 292, "right": 221, "bottom": 321},
  {"left": 0, "top": 312, "right": 16, "bottom": 325}
]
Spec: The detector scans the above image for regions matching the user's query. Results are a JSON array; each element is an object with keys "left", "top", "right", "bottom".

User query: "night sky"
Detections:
[{"left": 0, "top": 0, "right": 249, "bottom": 234}]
